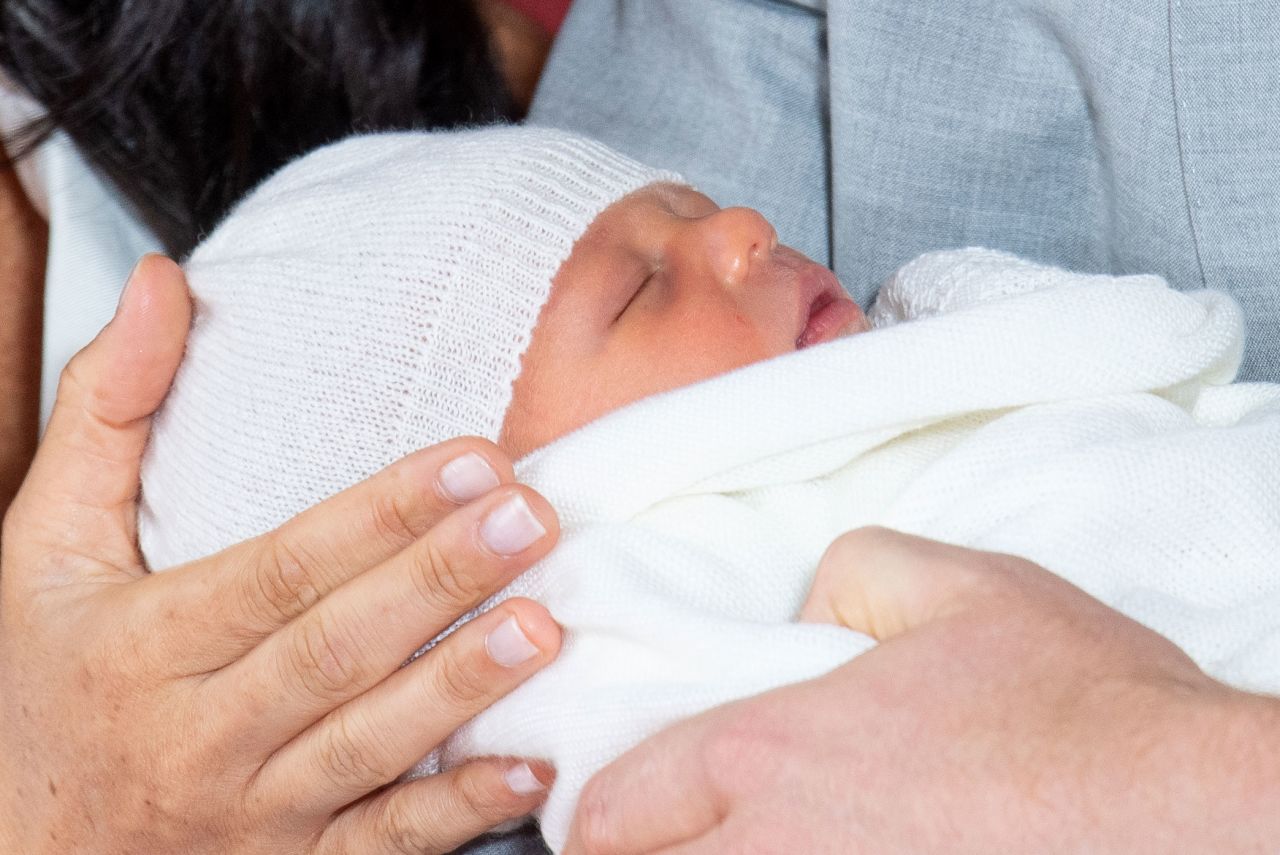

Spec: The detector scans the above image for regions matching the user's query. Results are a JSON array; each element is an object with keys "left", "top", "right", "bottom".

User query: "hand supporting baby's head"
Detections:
[{"left": 139, "top": 127, "right": 865, "bottom": 570}]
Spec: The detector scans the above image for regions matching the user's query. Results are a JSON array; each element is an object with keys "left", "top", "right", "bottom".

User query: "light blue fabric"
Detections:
[
  {"left": 531, "top": 0, "right": 830, "bottom": 264},
  {"left": 532, "top": 0, "right": 1280, "bottom": 382}
]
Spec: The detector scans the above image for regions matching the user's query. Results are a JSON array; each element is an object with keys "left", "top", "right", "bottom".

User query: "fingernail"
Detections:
[
  {"left": 438, "top": 452, "right": 500, "bottom": 503},
  {"left": 480, "top": 494, "right": 546, "bottom": 556},
  {"left": 486, "top": 614, "right": 540, "bottom": 667},
  {"left": 115, "top": 255, "right": 149, "bottom": 314},
  {"left": 504, "top": 761, "right": 547, "bottom": 796}
]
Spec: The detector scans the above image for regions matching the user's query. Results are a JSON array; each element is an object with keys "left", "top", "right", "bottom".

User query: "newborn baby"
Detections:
[
  {"left": 140, "top": 127, "right": 1280, "bottom": 853},
  {"left": 140, "top": 126, "right": 870, "bottom": 561},
  {"left": 500, "top": 180, "right": 868, "bottom": 457}
]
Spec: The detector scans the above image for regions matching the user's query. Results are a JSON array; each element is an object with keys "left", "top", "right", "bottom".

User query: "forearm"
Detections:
[{"left": 0, "top": 148, "right": 46, "bottom": 520}]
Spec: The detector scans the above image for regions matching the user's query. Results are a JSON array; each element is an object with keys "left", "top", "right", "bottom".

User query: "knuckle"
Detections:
[
  {"left": 837, "top": 525, "right": 894, "bottom": 552},
  {"left": 235, "top": 782, "right": 275, "bottom": 833},
  {"left": 54, "top": 358, "right": 88, "bottom": 405},
  {"left": 318, "top": 711, "right": 391, "bottom": 793},
  {"left": 449, "top": 763, "right": 510, "bottom": 824},
  {"left": 204, "top": 693, "right": 263, "bottom": 768},
  {"left": 936, "top": 549, "right": 1015, "bottom": 596},
  {"left": 703, "top": 705, "right": 787, "bottom": 795},
  {"left": 366, "top": 489, "right": 423, "bottom": 553},
  {"left": 380, "top": 795, "right": 442, "bottom": 855},
  {"left": 410, "top": 538, "right": 480, "bottom": 607},
  {"left": 428, "top": 645, "right": 490, "bottom": 710},
  {"left": 166, "top": 705, "right": 222, "bottom": 781},
  {"left": 984, "top": 550, "right": 1036, "bottom": 580},
  {"left": 575, "top": 777, "right": 622, "bottom": 855},
  {"left": 250, "top": 535, "right": 322, "bottom": 623},
  {"left": 55, "top": 357, "right": 111, "bottom": 428},
  {"left": 820, "top": 527, "right": 881, "bottom": 572},
  {"left": 289, "top": 612, "right": 363, "bottom": 700}
]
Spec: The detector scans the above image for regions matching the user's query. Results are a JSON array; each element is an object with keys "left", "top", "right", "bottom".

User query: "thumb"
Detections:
[
  {"left": 14, "top": 254, "right": 192, "bottom": 569},
  {"left": 799, "top": 526, "right": 1016, "bottom": 640}
]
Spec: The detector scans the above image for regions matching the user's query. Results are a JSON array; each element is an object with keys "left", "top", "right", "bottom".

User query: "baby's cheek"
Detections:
[
  {"left": 506, "top": 311, "right": 782, "bottom": 456},
  {"left": 686, "top": 309, "right": 786, "bottom": 367},
  {"left": 639, "top": 317, "right": 777, "bottom": 391}
]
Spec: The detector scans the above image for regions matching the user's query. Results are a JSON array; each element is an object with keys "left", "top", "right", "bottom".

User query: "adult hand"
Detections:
[
  {"left": 0, "top": 256, "right": 563, "bottom": 854},
  {"left": 565, "top": 527, "right": 1280, "bottom": 853}
]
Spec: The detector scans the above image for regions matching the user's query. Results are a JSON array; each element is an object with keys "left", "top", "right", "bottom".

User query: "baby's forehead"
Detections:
[
  {"left": 548, "top": 179, "right": 714, "bottom": 295},
  {"left": 565, "top": 180, "right": 699, "bottom": 249}
]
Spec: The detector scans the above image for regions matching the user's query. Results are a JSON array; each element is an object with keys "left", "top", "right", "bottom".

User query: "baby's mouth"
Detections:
[{"left": 795, "top": 264, "right": 868, "bottom": 349}]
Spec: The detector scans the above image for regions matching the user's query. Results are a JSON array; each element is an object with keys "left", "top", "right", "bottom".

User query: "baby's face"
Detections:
[{"left": 499, "top": 183, "right": 868, "bottom": 456}]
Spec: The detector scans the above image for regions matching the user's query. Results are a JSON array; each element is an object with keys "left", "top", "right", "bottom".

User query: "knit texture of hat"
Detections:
[{"left": 138, "top": 126, "right": 679, "bottom": 570}]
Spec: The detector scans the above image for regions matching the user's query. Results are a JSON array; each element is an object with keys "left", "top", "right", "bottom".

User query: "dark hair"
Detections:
[{"left": 0, "top": 0, "right": 515, "bottom": 257}]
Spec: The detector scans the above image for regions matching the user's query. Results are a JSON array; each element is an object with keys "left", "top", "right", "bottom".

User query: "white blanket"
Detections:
[{"left": 441, "top": 249, "right": 1280, "bottom": 852}]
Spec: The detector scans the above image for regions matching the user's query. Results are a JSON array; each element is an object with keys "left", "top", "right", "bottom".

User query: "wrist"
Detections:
[
  {"left": 1061, "top": 676, "right": 1280, "bottom": 850},
  {"left": 1206, "top": 687, "right": 1280, "bottom": 839},
  {"left": 1147, "top": 680, "right": 1280, "bottom": 849}
]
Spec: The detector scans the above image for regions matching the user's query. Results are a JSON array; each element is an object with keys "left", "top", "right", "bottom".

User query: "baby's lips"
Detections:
[
  {"left": 797, "top": 294, "right": 866, "bottom": 348},
  {"left": 795, "top": 262, "right": 867, "bottom": 348}
]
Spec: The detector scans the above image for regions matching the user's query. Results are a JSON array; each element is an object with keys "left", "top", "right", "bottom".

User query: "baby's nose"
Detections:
[{"left": 698, "top": 207, "right": 779, "bottom": 288}]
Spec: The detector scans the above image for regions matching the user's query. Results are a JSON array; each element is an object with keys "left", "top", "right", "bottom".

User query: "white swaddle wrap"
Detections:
[
  {"left": 141, "top": 247, "right": 1280, "bottom": 852},
  {"left": 442, "top": 250, "right": 1280, "bottom": 850}
]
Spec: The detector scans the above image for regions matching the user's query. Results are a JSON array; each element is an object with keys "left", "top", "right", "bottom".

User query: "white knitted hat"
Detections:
[{"left": 139, "top": 126, "right": 679, "bottom": 570}]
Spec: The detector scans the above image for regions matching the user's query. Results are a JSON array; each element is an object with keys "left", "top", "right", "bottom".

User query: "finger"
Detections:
[
  {"left": 9, "top": 254, "right": 190, "bottom": 576},
  {"left": 153, "top": 437, "right": 514, "bottom": 665},
  {"left": 798, "top": 526, "right": 1028, "bottom": 640},
  {"left": 564, "top": 715, "right": 725, "bottom": 855},
  {"left": 319, "top": 757, "right": 553, "bottom": 855},
  {"left": 254, "top": 599, "right": 560, "bottom": 815},
  {"left": 215, "top": 484, "right": 558, "bottom": 748}
]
